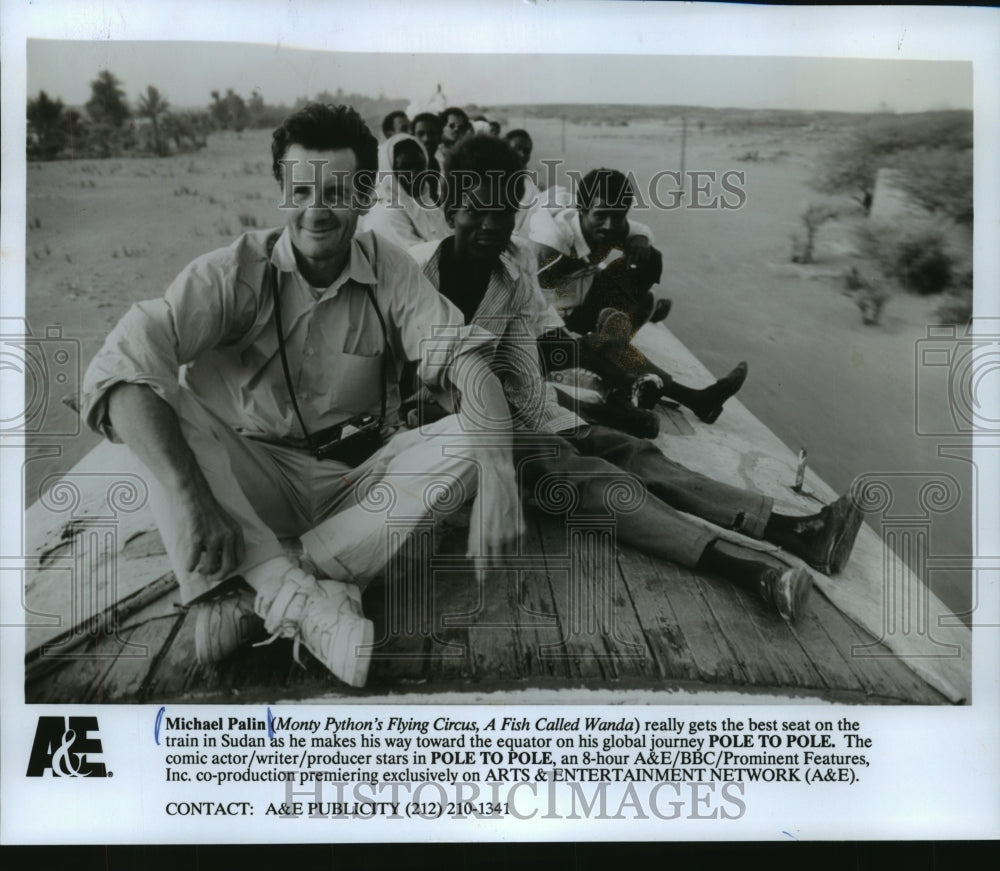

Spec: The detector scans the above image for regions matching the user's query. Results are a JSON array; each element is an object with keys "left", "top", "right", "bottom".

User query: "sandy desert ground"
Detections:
[{"left": 21, "top": 115, "right": 974, "bottom": 618}]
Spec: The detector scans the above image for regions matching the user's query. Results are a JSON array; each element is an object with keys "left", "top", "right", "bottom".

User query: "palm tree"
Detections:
[
  {"left": 137, "top": 85, "right": 170, "bottom": 155},
  {"left": 86, "top": 70, "right": 131, "bottom": 128}
]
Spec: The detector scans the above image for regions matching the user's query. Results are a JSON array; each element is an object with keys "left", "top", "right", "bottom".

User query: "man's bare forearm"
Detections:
[
  {"left": 106, "top": 383, "right": 211, "bottom": 500},
  {"left": 107, "top": 383, "right": 245, "bottom": 577},
  {"left": 449, "top": 351, "right": 515, "bottom": 444}
]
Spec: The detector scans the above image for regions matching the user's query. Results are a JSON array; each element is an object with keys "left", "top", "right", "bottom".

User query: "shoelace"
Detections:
[
  {"left": 252, "top": 620, "right": 307, "bottom": 668},
  {"left": 250, "top": 582, "right": 361, "bottom": 670},
  {"left": 252, "top": 582, "right": 315, "bottom": 668}
]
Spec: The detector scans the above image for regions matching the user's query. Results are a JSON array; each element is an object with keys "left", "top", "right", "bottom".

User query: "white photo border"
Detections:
[{"left": 2, "top": 0, "right": 998, "bottom": 844}]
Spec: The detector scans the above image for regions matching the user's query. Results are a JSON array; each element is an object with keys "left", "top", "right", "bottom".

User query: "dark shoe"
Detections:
[
  {"left": 692, "top": 361, "right": 749, "bottom": 424},
  {"left": 784, "top": 489, "right": 865, "bottom": 575},
  {"left": 649, "top": 298, "right": 673, "bottom": 324},
  {"left": 759, "top": 565, "right": 813, "bottom": 622}
]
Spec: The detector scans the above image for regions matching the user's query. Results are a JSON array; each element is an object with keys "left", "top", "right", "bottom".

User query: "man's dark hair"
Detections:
[
  {"left": 442, "top": 133, "right": 526, "bottom": 217},
  {"left": 438, "top": 106, "right": 470, "bottom": 128},
  {"left": 381, "top": 110, "right": 409, "bottom": 138},
  {"left": 577, "top": 167, "right": 634, "bottom": 210},
  {"left": 412, "top": 112, "right": 441, "bottom": 131},
  {"left": 271, "top": 103, "right": 379, "bottom": 183},
  {"left": 504, "top": 129, "right": 532, "bottom": 145}
]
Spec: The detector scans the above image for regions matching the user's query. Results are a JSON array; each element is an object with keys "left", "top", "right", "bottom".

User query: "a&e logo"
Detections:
[{"left": 26, "top": 716, "right": 109, "bottom": 777}]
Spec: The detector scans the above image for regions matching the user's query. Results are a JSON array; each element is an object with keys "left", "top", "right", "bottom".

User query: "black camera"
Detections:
[{"left": 311, "top": 414, "right": 385, "bottom": 466}]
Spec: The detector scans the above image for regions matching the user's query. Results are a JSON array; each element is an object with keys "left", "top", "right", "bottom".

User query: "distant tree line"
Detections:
[
  {"left": 27, "top": 70, "right": 407, "bottom": 162},
  {"left": 27, "top": 71, "right": 212, "bottom": 161}
]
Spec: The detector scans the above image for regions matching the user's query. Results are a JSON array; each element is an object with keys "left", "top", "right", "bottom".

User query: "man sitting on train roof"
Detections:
[
  {"left": 529, "top": 167, "right": 748, "bottom": 426},
  {"left": 529, "top": 167, "right": 667, "bottom": 333},
  {"left": 79, "top": 103, "right": 521, "bottom": 690}
]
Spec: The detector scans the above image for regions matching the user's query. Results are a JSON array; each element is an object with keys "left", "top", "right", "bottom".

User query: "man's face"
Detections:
[
  {"left": 413, "top": 119, "right": 441, "bottom": 155},
  {"left": 578, "top": 197, "right": 630, "bottom": 248},
  {"left": 392, "top": 140, "right": 427, "bottom": 196},
  {"left": 391, "top": 115, "right": 410, "bottom": 135},
  {"left": 281, "top": 144, "right": 368, "bottom": 266},
  {"left": 442, "top": 113, "right": 469, "bottom": 147},
  {"left": 451, "top": 181, "right": 517, "bottom": 262},
  {"left": 508, "top": 135, "right": 532, "bottom": 169}
]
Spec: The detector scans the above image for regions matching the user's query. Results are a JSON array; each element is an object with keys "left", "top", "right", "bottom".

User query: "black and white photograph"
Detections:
[{"left": 2, "top": 0, "right": 998, "bottom": 844}]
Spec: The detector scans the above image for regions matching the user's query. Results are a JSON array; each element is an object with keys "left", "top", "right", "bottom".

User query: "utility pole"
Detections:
[{"left": 679, "top": 113, "right": 688, "bottom": 200}]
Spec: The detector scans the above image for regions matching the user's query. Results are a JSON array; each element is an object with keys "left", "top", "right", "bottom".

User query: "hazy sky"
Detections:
[{"left": 27, "top": 40, "right": 972, "bottom": 114}]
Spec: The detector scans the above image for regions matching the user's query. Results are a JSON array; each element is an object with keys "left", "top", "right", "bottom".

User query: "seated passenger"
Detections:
[
  {"left": 437, "top": 106, "right": 471, "bottom": 168},
  {"left": 530, "top": 167, "right": 667, "bottom": 333},
  {"left": 406, "top": 135, "right": 865, "bottom": 624},
  {"left": 361, "top": 133, "right": 449, "bottom": 249},
  {"left": 531, "top": 167, "right": 746, "bottom": 425},
  {"left": 79, "top": 106, "right": 521, "bottom": 688},
  {"left": 381, "top": 110, "right": 409, "bottom": 139},
  {"left": 504, "top": 128, "right": 544, "bottom": 241},
  {"left": 412, "top": 112, "right": 443, "bottom": 175}
]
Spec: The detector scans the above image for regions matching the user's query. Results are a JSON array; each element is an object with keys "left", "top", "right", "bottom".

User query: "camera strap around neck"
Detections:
[{"left": 269, "top": 239, "right": 388, "bottom": 446}]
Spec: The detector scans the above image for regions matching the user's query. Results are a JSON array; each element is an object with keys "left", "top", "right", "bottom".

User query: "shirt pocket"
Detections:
[{"left": 304, "top": 348, "right": 386, "bottom": 423}]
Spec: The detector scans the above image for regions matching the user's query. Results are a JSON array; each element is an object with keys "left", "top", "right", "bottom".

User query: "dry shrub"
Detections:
[{"left": 855, "top": 217, "right": 957, "bottom": 296}]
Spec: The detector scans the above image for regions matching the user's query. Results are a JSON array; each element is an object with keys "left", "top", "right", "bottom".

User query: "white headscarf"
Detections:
[
  {"left": 379, "top": 133, "right": 428, "bottom": 180},
  {"left": 366, "top": 132, "right": 448, "bottom": 246}
]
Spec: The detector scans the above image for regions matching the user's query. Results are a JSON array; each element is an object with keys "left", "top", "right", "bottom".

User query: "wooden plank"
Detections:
[
  {"left": 25, "top": 572, "right": 178, "bottom": 680},
  {"left": 820, "top": 605, "right": 948, "bottom": 704},
  {"left": 517, "top": 519, "right": 578, "bottom": 682},
  {"left": 366, "top": 521, "right": 458, "bottom": 686},
  {"left": 639, "top": 559, "right": 748, "bottom": 688},
  {"left": 449, "top": 518, "right": 570, "bottom": 685},
  {"left": 533, "top": 508, "right": 650, "bottom": 682},
  {"left": 615, "top": 548, "right": 700, "bottom": 683},
  {"left": 690, "top": 567, "right": 825, "bottom": 693},
  {"left": 26, "top": 634, "right": 123, "bottom": 704},
  {"left": 657, "top": 403, "right": 696, "bottom": 437},
  {"left": 812, "top": 529, "right": 969, "bottom": 703},
  {"left": 25, "top": 442, "right": 174, "bottom": 652},
  {"left": 685, "top": 571, "right": 784, "bottom": 688},
  {"left": 26, "top": 611, "right": 179, "bottom": 705},
  {"left": 91, "top": 616, "right": 180, "bottom": 703},
  {"left": 776, "top": 594, "right": 869, "bottom": 699}
]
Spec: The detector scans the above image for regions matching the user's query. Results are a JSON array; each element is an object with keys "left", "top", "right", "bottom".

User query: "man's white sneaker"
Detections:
[
  {"left": 191, "top": 568, "right": 363, "bottom": 667},
  {"left": 298, "top": 586, "right": 374, "bottom": 688},
  {"left": 193, "top": 585, "right": 264, "bottom": 665},
  {"left": 257, "top": 567, "right": 372, "bottom": 688}
]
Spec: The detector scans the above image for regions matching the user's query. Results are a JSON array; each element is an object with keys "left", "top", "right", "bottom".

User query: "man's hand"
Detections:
[
  {"left": 624, "top": 234, "right": 653, "bottom": 271},
  {"left": 448, "top": 344, "right": 523, "bottom": 561},
  {"left": 108, "top": 382, "right": 247, "bottom": 581},
  {"left": 173, "top": 486, "right": 246, "bottom": 579},
  {"left": 466, "top": 449, "right": 524, "bottom": 561}
]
